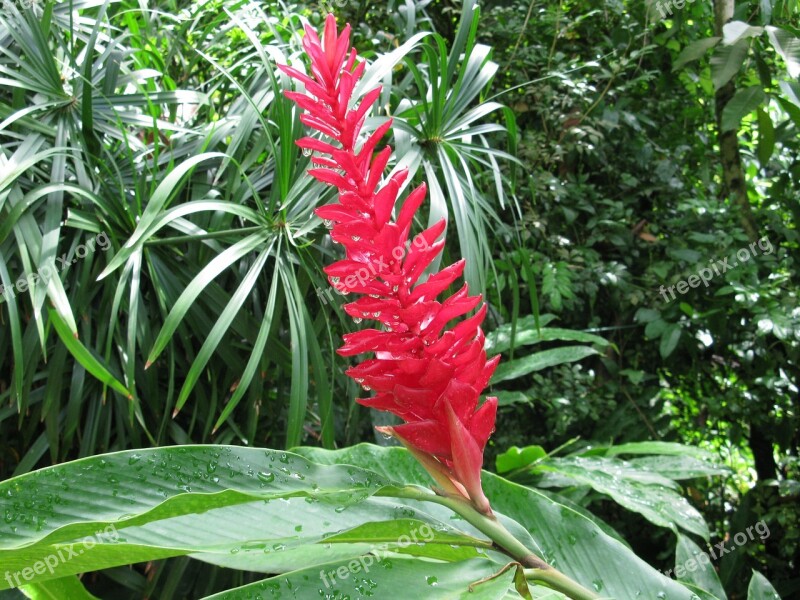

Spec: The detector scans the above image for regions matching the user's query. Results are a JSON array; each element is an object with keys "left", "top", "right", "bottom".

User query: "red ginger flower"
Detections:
[{"left": 280, "top": 15, "right": 500, "bottom": 515}]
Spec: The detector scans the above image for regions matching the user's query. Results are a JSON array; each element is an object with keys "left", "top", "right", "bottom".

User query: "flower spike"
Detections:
[{"left": 280, "top": 14, "right": 499, "bottom": 515}]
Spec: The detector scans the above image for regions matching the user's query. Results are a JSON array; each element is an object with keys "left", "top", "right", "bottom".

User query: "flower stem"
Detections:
[
  {"left": 524, "top": 569, "right": 602, "bottom": 599},
  {"left": 379, "top": 486, "right": 601, "bottom": 600}
]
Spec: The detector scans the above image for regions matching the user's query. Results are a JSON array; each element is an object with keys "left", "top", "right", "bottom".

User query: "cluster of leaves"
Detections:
[
  {"left": 479, "top": 0, "right": 799, "bottom": 594},
  {"left": 0, "top": 0, "right": 517, "bottom": 476},
  {"left": 0, "top": 443, "right": 770, "bottom": 599}
]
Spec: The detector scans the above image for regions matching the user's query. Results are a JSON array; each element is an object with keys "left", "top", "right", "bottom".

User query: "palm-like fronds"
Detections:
[{"left": 0, "top": 0, "right": 516, "bottom": 481}]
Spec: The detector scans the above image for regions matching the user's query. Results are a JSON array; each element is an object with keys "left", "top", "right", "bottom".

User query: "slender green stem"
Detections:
[
  {"left": 144, "top": 226, "right": 263, "bottom": 246},
  {"left": 377, "top": 486, "right": 600, "bottom": 600},
  {"left": 525, "top": 569, "right": 601, "bottom": 599}
]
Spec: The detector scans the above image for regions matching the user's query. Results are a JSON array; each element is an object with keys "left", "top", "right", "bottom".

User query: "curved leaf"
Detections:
[{"left": 296, "top": 444, "right": 700, "bottom": 599}]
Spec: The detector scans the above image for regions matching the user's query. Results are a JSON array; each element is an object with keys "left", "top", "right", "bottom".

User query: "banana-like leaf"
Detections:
[{"left": 0, "top": 444, "right": 700, "bottom": 598}]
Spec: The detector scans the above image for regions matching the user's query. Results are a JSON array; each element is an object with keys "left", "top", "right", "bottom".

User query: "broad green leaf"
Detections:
[
  {"left": 296, "top": 445, "right": 700, "bottom": 599},
  {"left": 492, "top": 346, "right": 599, "bottom": 383},
  {"left": 187, "top": 504, "right": 490, "bottom": 573},
  {"left": 765, "top": 26, "right": 800, "bottom": 78},
  {"left": 629, "top": 456, "right": 729, "bottom": 480},
  {"left": 660, "top": 324, "right": 682, "bottom": 358},
  {"left": 757, "top": 107, "right": 775, "bottom": 166},
  {"left": 486, "top": 323, "right": 608, "bottom": 355},
  {"left": 711, "top": 40, "right": 749, "bottom": 90},
  {"left": 534, "top": 456, "right": 710, "bottom": 540},
  {"left": 777, "top": 81, "right": 800, "bottom": 127},
  {"left": 605, "top": 441, "right": 714, "bottom": 460},
  {"left": 646, "top": 318, "right": 669, "bottom": 339},
  {"left": 673, "top": 37, "right": 721, "bottom": 71},
  {"left": 18, "top": 576, "right": 99, "bottom": 600},
  {"left": 721, "top": 87, "right": 765, "bottom": 132},
  {"left": 0, "top": 446, "right": 392, "bottom": 589},
  {"left": 634, "top": 308, "right": 662, "bottom": 323},
  {"left": 747, "top": 570, "right": 781, "bottom": 599},
  {"left": 674, "top": 534, "right": 726, "bottom": 600},
  {"left": 484, "top": 314, "right": 556, "bottom": 353},
  {"left": 493, "top": 391, "right": 532, "bottom": 407},
  {"left": 200, "top": 557, "right": 520, "bottom": 600},
  {"left": 722, "top": 21, "right": 763, "bottom": 45},
  {"left": 496, "top": 445, "right": 547, "bottom": 474},
  {"left": 0, "top": 499, "right": 486, "bottom": 584},
  {"left": 0, "top": 444, "right": 626, "bottom": 599}
]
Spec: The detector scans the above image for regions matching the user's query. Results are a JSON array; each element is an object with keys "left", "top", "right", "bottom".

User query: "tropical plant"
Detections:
[{"left": 0, "top": 444, "right": 735, "bottom": 599}]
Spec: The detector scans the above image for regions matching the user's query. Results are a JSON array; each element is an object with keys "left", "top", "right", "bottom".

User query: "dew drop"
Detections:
[
  {"left": 258, "top": 472, "right": 275, "bottom": 483},
  {"left": 372, "top": 312, "right": 381, "bottom": 318},
  {"left": 302, "top": 147, "right": 312, "bottom": 157},
  {"left": 323, "top": 219, "right": 334, "bottom": 229},
  {"left": 353, "top": 317, "right": 363, "bottom": 324},
  {"left": 352, "top": 235, "right": 361, "bottom": 241},
  {"left": 362, "top": 384, "right": 371, "bottom": 391}
]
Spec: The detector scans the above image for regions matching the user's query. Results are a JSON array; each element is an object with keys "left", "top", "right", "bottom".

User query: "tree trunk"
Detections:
[
  {"left": 713, "top": 0, "right": 776, "bottom": 481},
  {"left": 713, "top": 0, "right": 759, "bottom": 240}
]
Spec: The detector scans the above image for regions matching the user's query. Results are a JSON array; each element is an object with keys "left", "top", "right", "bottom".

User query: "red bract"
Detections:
[{"left": 280, "top": 14, "right": 499, "bottom": 515}]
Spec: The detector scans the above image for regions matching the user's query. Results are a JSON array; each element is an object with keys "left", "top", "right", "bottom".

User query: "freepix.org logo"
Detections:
[
  {"left": 4, "top": 524, "right": 120, "bottom": 588},
  {"left": 319, "top": 522, "right": 436, "bottom": 588},
  {"left": 0, "top": 231, "right": 111, "bottom": 301},
  {"left": 658, "top": 236, "right": 774, "bottom": 303}
]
